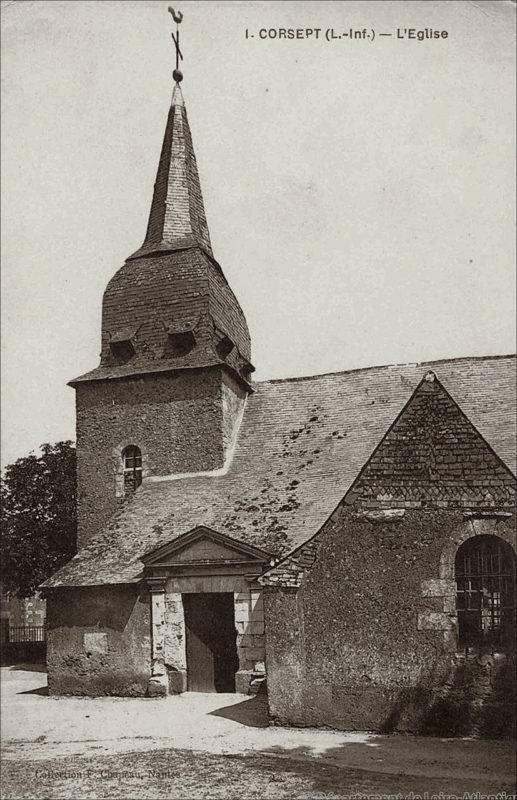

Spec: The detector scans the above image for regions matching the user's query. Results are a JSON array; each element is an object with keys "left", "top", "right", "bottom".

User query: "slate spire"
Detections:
[
  {"left": 71, "top": 13, "right": 254, "bottom": 387},
  {"left": 129, "top": 82, "right": 213, "bottom": 260}
]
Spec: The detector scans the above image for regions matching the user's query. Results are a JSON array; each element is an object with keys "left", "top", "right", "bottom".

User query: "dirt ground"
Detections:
[{"left": 1, "top": 666, "right": 515, "bottom": 799}]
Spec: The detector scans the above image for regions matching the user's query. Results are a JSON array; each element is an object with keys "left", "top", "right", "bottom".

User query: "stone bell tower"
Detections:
[{"left": 70, "top": 64, "right": 254, "bottom": 547}]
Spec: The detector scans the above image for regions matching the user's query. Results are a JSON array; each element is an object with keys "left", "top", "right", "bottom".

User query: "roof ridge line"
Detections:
[{"left": 254, "top": 353, "right": 517, "bottom": 386}]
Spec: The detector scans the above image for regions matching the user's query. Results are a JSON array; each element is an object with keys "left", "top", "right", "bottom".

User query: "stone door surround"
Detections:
[{"left": 141, "top": 526, "right": 272, "bottom": 695}]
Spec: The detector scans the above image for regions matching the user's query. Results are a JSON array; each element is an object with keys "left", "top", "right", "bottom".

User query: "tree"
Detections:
[{"left": 1, "top": 441, "right": 77, "bottom": 597}]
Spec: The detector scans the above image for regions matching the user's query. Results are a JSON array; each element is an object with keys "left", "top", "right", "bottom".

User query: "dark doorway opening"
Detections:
[{"left": 183, "top": 592, "right": 239, "bottom": 692}]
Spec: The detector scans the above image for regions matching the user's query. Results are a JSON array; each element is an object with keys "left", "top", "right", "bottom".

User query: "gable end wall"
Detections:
[{"left": 263, "top": 379, "right": 516, "bottom": 736}]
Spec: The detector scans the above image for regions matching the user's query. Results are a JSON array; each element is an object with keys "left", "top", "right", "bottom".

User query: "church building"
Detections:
[{"left": 42, "top": 30, "right": 516, "bottom": 738}]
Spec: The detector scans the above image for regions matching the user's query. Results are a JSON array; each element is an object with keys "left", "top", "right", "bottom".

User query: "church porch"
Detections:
[{"left": 143, "top": 527, "right": 270, "bottom": 697}]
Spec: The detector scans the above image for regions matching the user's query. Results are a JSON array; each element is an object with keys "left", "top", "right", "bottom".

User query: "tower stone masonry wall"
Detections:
[{"left": 75, "top": 366, "right": 246, "bottom": 547}]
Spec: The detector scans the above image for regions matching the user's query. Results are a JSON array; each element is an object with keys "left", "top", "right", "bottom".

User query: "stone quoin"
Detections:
[{"left": 41, "top": 18, "right": 516, "bottom": 738}]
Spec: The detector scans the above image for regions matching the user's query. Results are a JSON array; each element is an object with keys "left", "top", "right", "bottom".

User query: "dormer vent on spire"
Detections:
[
  {"left": 216, "top": 335, "right": 235, "bottom": 360},
  {"left": 108, "top": 327, "right": 138, "bottom": 364},
  {"left": 164, "top": 318, "right": 198, "bottom": 358}
]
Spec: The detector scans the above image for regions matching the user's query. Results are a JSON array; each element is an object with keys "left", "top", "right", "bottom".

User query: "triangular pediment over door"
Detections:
[{"left": 141, "top": 526, "right": 273, "bottom": 578}]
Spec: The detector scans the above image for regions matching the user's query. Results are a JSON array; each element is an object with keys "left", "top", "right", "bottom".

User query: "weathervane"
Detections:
[{"left": 168, "top": 7, "right": 184, "bottom": 83}]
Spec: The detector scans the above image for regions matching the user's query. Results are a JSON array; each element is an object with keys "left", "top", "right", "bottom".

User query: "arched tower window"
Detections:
[
  {"left": 122, "top": 445, "right": 142, "bottom": 494},
  {"left": 455, "top": 535, "right": 516, "bottom": 651}
]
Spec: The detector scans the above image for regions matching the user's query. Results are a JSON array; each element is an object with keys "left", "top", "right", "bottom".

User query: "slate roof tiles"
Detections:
[{"left": 43, "top": 354, "right": 516, "bottom": 588}]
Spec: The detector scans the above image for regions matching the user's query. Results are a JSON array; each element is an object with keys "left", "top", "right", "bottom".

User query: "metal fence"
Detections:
[{"left": 8, "top": 626, "right": 46, "bottom": 643}]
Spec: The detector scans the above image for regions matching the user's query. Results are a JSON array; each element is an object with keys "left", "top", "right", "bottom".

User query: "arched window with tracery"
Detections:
[
  {"left": 122, "top": 445, "right": 142, "bottom": 494},
  {"left": 455, "top": 535, "right": 516, "bottom": 652}
]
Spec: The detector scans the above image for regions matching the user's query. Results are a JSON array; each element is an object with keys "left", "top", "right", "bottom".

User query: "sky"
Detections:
[{"left": 1, "top": 0, "right": 515, "bottom": 467}]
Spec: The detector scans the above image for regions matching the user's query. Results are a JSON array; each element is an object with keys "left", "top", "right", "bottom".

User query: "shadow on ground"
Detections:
[
  {"left": 246, "top": 746, "right": 515, "bottom": 797},
  {"left": 4, "top": 662, "right": 47, "bottom": 673},
  {"left": 209, "top": 694, "right": 269, "bottom": 728},
  {"left": 17, "top": 685, "right": 48, "bottom": 696},
  {"left": 2, "top": 743, "right": 514, "bottom": 799},
  {"left": 253, "top": 738, "right": 517, "bottom": 795}
]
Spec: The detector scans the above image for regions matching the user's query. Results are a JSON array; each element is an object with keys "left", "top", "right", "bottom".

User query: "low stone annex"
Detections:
[{"left": 41, "top": 43, "right": 516, "bottom": 738}]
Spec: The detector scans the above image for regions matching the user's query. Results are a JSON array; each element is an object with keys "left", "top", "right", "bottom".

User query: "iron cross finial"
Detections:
[{"left": 168, "top": 7, "right": 184, "bottom": 82}]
